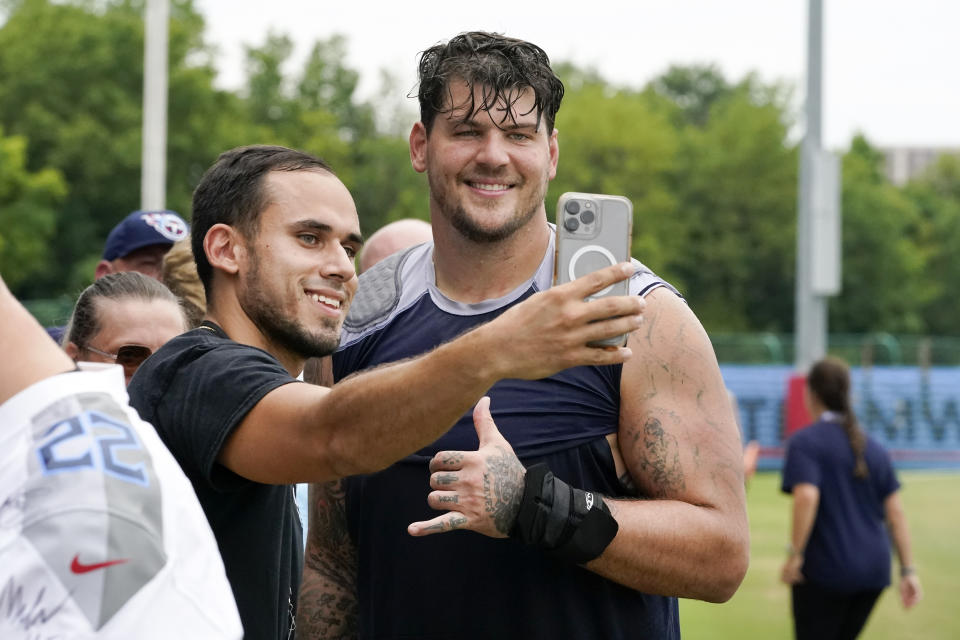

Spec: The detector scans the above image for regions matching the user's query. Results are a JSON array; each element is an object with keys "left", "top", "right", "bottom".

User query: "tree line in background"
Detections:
[{"left": 1, "top": 0, "right": 958, "bottom": 336}]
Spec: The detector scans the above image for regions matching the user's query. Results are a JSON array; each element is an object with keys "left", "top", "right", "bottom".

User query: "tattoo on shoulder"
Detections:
[
  {"left": 481, "top": 446, "right": 524, "bottom": 535},
  {"left": 631, "top": 417, "right": 686, "bottom": 497}
]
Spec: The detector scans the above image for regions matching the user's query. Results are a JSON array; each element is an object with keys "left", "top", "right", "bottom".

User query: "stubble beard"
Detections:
[
  {"left": 430, "top": 170, "right": 548, "bottom": 244},
  {"left": 239, "top": 251, "right": 342, "bottom": 359}
]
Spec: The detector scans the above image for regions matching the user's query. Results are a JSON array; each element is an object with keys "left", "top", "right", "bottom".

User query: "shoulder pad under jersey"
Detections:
[{"left": 343, "top": 246, "right": 417, "bottom": 331}]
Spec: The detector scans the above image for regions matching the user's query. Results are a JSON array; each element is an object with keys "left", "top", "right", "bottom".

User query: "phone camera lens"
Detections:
[
  {"left": 563, "top": 217, "right": 580, "bottom": 232},
  {"left": 565, "top": 200, "right": 580, "bottom": 215},
  {"left": 580, "top": 210, "right": 595, "bottom": 224}
]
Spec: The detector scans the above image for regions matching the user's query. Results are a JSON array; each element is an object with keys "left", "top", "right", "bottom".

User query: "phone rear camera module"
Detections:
[
  {"left": 563, "top": 217, "right": 580, "bottom": 232},
  {"left": 565, "top": 200, "right": 581, "bottom": 215},
  {"left": 579, "top": 210, "right": 595, "bottom": 224}
]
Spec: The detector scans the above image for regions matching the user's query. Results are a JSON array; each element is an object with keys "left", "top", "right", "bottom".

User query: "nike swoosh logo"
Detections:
[{"left": 70, "top": 554, "right": 129, "bottom": 574}]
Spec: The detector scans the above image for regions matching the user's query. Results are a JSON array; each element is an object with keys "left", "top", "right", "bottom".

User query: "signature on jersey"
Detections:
[
  {"left": 0, "top": 487, "right": 53, "bottom": 529},
  {"left": 0, "top": 576, "right": 68, "bottom": 637}
]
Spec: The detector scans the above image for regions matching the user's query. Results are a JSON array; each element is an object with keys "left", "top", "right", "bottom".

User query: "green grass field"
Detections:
[{"left": 679, "top": 471, "right": 960, "bottom": 639}]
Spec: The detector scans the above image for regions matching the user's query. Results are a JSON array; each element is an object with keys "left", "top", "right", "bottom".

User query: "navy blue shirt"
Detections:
[
  {"left": 332, "top": 241, "right": 681, "bottom": 639},
  {"left": 781, "top": 418, "right": 900, "bottom": 593}
]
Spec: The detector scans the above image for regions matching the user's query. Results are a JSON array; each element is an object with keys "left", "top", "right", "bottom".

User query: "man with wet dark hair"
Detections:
[
  {"left": 300, "top": 32, "right": 749, "bottom": 639},
  {"left": 415, "top": 31, "right": 565, "bottom": 134}
]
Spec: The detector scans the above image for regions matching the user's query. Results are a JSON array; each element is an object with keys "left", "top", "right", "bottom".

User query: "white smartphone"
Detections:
[{"left": 554, "top": 192, "right": 634, "bottom": 347}]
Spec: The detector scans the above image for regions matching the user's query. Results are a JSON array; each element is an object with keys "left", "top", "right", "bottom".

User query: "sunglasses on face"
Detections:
[{"left": 82, "top": 344, "right": 153, "bottom": 376}]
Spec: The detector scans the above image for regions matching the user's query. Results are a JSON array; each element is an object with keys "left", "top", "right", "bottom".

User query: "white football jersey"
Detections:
[{"left": 0, "top": 364, "right": 242, "bottom": 639}]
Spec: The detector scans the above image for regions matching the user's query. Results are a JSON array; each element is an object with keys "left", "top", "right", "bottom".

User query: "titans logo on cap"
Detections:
[{"left": 140, "top": 212, "right": 188, "bottom": 242}]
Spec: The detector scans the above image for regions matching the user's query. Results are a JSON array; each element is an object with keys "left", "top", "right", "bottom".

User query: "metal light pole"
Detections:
[
  {"left": 141, "top": 0, "right": 169, "bottom": 211},
  {"left": 794, "top": 0, "right": 841, "bottom": 372}
]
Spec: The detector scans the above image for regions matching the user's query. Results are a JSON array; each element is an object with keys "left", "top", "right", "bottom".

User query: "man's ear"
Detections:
[
  {"left": 64, "top": 341, "right": 81, "bottom": 360},
  {"left": 409, "top": 122, "right": 428, "bottom": 173},
  {"left": 203, "top": 224, "right": 244, "bottom": 277},
  {"left": 548, "top": 128, "right": 559, "bottom": 181},
  {"left": 94, "top": 260, "right": 114, "bottom": 280}
]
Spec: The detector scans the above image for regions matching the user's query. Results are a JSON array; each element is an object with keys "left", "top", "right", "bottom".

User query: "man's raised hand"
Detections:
[
  {"left": 408, "top": 397, "right": 525, "bottom": 539},
  {"left": 481, "top": 262, "right": 645, "bottom": 381}
]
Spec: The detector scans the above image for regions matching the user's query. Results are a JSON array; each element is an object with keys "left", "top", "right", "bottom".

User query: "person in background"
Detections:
[
  {"left": 162, "top": 237, "right": 206, "bottom": 328},
  {"left": 729, "top": 388, "right": 760, "bottom": 484},
  {"left": 62, "top": 271, "right": 188, "bottom": 385},
  {"left": 47, "top": 209, "right": 189, "bottom": 343},
  {"left": 96, "top": 209, "right": 189, "bottom": 280},
  {"left": 299, "top": 31, "right": 748, "bottom": 640},
  {"left": 0, "top": 273, "right": 241, "bottom": 639},
  {"left": 781, "top": 356, "right": 922, "bottom": 640},
  {"left": 357, "top": 218, "right": 432, "bottom": 273}
]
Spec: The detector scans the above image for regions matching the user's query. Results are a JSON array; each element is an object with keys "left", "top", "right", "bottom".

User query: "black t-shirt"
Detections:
[{"left": 128, "top": 322, "right": 303, "bottom": 640}]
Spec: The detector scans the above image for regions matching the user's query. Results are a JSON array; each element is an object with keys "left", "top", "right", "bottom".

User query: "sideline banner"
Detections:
[{"left": 721, "top": 365, "right": 960, "bottom": 470}]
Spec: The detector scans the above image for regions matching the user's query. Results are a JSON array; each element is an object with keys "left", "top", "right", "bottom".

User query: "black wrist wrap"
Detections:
[{"left": 510, "top": 463, "right": 619, "bottom": 564}]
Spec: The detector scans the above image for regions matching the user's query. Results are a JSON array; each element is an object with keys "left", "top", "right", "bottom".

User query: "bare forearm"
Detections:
[
  {"left": 315, "top": 265, "right": 643, "bottom": 478},
  {"left": 790, "top": 484, "right": 820, "bottom": 553},
  {"left": 0, "top": 281, "right": 74, "bottom": 402},
  {"left": 228, "top": 267, "right": 643, "bottom": 484},
  {"left": 320, "top": 327, "right": 503, "bottom": 477},
  {"left": 888, "top": 519, "right": 914, "bottom": 569},
  {"left": 585, "top": 498, "right": 748, "bottom": 602},
  {"left": 885, "top": 493, "right": 914, "bottom": 569}
]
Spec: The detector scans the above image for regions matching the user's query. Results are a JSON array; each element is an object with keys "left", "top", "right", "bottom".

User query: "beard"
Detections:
[
  {"left": 239, "top": 252, "right": 342, "bottom": 359},
  {"left": 429, "top": 169, "right": 548, "bottom": 244}
]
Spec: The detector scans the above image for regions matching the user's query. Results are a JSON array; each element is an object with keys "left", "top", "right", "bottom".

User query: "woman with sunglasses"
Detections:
[{"left": 63, "top": 271, "right": 188, "bottom": 384}]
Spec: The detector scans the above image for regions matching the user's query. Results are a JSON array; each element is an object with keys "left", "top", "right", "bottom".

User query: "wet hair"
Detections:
[
  {"left": 161, "top": 237, "right": 205, "bottom": 328},
  {"left": 190, "top": 145, "right": 334, "bottom": 297},
  {"left": 63, "top": 271, "right": 184, "bottom": 350},
  {"left": 415, "top": 31, "right": 565, "bottom": 134},
  {"left": 807, "top": 357, "right": 869, "bottom": 479}
]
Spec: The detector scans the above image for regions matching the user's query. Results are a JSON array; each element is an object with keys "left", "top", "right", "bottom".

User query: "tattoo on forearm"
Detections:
[
  {"left": 298, "top": 480, "right": 358, "bottom": 638},
  {"left": 481, "top": 446, "right": 524, "bottom": 535},
  {"left": 632, "top": 417, "right": 686, "bottom": 497}
]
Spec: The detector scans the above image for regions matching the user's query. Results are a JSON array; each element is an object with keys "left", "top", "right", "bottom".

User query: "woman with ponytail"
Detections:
[{"left": 780, "top": 357, "right": 922, "bottom": 639}]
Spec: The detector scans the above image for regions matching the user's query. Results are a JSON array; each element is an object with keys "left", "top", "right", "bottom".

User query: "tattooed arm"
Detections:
[
  {"left": 587, "top": 287, "right": 749, "bottom": 601},
  {"left": 408, "top": 289, "right": 749, "bottom": 602},
  {"left": 297, "top": 480, "right": 358, "bottom": 639},
  {"left": 299, "top": 358, "right": 358, "bottom": 639}
]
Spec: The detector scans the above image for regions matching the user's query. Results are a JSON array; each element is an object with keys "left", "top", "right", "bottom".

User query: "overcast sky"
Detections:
[{"left": 195, "top": 0, "right": 960, "bottom": 149}]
